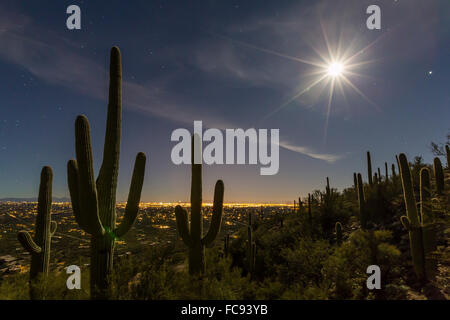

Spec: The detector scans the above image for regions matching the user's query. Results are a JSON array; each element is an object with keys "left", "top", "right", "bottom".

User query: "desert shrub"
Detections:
[{"left": 322, "top": 230, "right": 401, "bottom": 299}]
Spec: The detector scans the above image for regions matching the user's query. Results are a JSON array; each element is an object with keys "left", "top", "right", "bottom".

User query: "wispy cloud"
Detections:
[{"left": 279, "top": 140, "right": 343, "bottom": 163}]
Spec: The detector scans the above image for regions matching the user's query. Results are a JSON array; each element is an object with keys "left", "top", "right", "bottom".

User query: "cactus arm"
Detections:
[
  {"left": 202, "top": 180, "right": 224, "bottom": 247},
  {"left": 75, "top": 115, "right": 104, "bottom": 236},
  {"left": 175, "top": 206, "right": 193, "bottom": 247},
  {"left": 50, "top": 221, "right": 57, "bottom": 236},
  {"left": 433, "top": 157, "right": 444, "bottom": 195},
  {"left": 398, "top": 154, "right": 420, "bottom": 226},
  {"left": 114, "top": 152, "right": 146, "bottom": 238},
  {"left": 400, "top": 216, "right": 411, "bottom": 231},
  {"left": 67, "top": 159, "right": 89, "bottom": 231},
  {"left": 97, "top": 47, "right": 122, "bottom": 207},
  {"left": 420, "top": 168, "right": 431, "bottom": 224},
  {"left": 18, "top": 231, "right": 42, "bottom": 254}
]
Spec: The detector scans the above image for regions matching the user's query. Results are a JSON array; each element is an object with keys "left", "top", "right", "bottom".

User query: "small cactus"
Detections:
[
  {"left": 335, "top": 222, "right": 343, "bottom": 245},
  {"left": 17, "top": 167, "right": 57, "bottom": 300},
  {"left": 175, "top": 134, "right": 224, "bottom": 275},
  {"left": 67, "top": 47, "right": 146, "bottom": 299},
  {"left": 353, "top": 172, "right": 358, "bottom": 192},
  {"left": 399, "top": 154, "right": 436, "bottom": 281},
  {"left": 356, "top": 173, "right": 368, "bottom": 229},
  {"left": 391, "top": 163, "right": 396, "bottom": 180},
  {"left": 433, "top": 157, "right": 444, "bottom": 195}
]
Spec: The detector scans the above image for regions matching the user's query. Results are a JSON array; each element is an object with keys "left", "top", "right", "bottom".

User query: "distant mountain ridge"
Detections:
[{"left": 0, "top": 197, "right": 71, "bottom": 202}]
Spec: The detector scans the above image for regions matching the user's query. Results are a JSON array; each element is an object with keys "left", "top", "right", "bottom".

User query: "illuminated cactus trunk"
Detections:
[
  {"left": 367, "top": 151, "right": 373, "bottom": 186},
  {"left": 175, "top": 134, "right": 224, "bottom": 275},
  {"left": 67, "top": 47, "right": 146, "bottom": 299},
  {"left": 399, "top": 154, "right": 436, "bottom": 281},
  {"left": 433, "top": 157, "right": 444, "bottom": 195},
  {"left": 335, "top": 222, "right": 342, "bottom": 246},
  {"left": 17, "top": 167, "right": 57, "bottom": 300}
]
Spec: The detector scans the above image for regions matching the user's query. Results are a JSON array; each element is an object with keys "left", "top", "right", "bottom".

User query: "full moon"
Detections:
[{"left": 328, "top": 63, "right": 343, "bottom": 77}]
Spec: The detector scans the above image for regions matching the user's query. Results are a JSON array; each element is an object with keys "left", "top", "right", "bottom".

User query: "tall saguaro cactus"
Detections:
[
  {"left": 175, "top": 134, "right": 224, "bottom": 275},
  {"left": 385, "top": 162, "right": 388, "bottom": 181},
  {"left": 399, "top": 154, "right": 436, "bottom": 281},
  {"left": 18, "top": 167, "right": 57, "bottom": 300},
  {"left": 433, "top": 157, "right": 444, "bottom": 195},
  {"left": 367, "top": 151, "right": 373, "bottom": 186},
  {"left": 67, "top": 47, "right": 146, "bottom": 299}
]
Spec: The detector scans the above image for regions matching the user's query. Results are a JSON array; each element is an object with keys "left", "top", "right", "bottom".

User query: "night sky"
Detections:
[{"left": 0, "top": 0, "right": 449, "bottom": 202}]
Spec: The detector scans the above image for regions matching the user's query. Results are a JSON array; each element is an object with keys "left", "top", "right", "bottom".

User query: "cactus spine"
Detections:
[
  {"left": 17, "top": 167, "right": 57, "bottom": 300},
  {"left": 175, "top": 134, "right": 224, "bottom": 275},
  {"left": 399, "top": 154, "right": 435, "bottom": 281},
  {"left": 67, "top": 47, "right": 146, "bottom": 299},
  {"left": 367, "top": 151, "right": 373, "bottom": 186},
  {"left": 356, "top": 173, "right": 368, "bottom": 229},
  {"left": 433, "top": 157, "right": 444, "bottom": 195},
  {"left": 335, "top": 222, "right": 343, "bottom": 246}
]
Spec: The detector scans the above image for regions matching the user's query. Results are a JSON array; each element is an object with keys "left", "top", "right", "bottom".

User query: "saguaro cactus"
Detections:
[
  {"left": 67, "top": 47, "right": 146, "bottom": 299},
  {"left": 391, "top": 163, "right": 396, "bottom": 180},
  {"left": 335, "top": 222, "right": 343, "bottom": 246},
  {"left": 385, "top": 162, "right": 388, "bottom": 181},
  {"left": 18, "top": 167, "right": 57, "bottom": 299},
  {"left": 326, "top": 177, "right": 331, "bottom": 196},
  {"left": 367, "top": 151, "right": 373, "bottom": 186},
  {"left": 433, "top": 157, "right": 444, "bottom": 195},
  {"left": 175, "top": 134, "right": 224, "bottom": 275},
  {"left": 356, "top": 173, "right": 368, "bottom": 229},
  {"left": 399, "top": 154, "right": 435, "bottom": 281}
]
